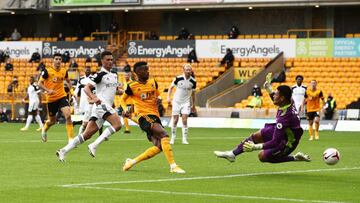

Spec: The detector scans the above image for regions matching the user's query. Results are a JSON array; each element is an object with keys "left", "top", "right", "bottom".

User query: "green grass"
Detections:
[{"left": 0, "top": 123, "right": 359, "bottom": 202}]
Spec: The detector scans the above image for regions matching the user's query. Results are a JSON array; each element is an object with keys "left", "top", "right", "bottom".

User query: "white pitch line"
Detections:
[
  {"left": 0, "top": 136, "right": 245, "bottom": 143},
  {"left": 61, "top": 167, "right": 360, "bottom": 187},
  {"left": 72, "top": 186, "right": 347, "bottom": 203}
]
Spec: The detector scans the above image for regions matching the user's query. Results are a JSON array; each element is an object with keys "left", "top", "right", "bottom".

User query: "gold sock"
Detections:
[
  {"left": 314, "top": 123, "right": 319, "bottom": 138},
  {"left": 309, "top": 124, "right": 314, "bottom": 137},
  {"left": 124, "top": 118, "right": 130, "bottom": 131},
  {"left": 134, "top": 146, "right": 161, "bottom": 164},
  {"left": 43, "top": 120, "right": 51, "bottom": 132},
  {"left": 161, "top": 137, "right": 175, "bottom": 165},
  {"left": 66, "top": 123, "right": 74, "bottom": 139}
]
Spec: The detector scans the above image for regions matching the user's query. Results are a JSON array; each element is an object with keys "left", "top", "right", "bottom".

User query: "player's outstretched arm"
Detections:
[{"left": 264, "top": 73, "right": 273, "bottom": 94}]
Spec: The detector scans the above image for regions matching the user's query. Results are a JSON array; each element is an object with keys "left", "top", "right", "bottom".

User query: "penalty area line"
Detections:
[{"left": 60, "top": 166, "right": 360, "bottom": 187}]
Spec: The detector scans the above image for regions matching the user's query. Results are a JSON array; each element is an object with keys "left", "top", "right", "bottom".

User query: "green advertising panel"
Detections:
[
  {"left": 51, "top": 0, "right": 139, "bottom": 6},
  {"left": 296, "top": 38, "right": 334, "bottom": 58}
]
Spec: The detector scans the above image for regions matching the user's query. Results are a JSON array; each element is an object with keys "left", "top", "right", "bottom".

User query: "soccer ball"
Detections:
[{"left": 323, "top": 148, "right": 340, "bottom": 165}]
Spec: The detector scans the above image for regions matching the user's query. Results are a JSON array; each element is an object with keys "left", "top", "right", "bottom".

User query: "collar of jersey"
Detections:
[
  {"left": 100, "top": 67, "right": 110, "bottom": 73},
  {"left": 183, "top": 74, "right": 191, "bottom": 80},
  {"left": 278, "top": 103, "right": 291, "bottom": 116}
]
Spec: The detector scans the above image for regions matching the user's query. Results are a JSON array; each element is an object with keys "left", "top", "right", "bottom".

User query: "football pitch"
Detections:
[{"left": 0, "top": 123, "right": 359, "bottom": 203}]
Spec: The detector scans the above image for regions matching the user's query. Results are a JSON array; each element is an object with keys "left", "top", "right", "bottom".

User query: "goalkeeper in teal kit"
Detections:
[{"left": 214, "top": 75, "right": 311, "bottom": 163}]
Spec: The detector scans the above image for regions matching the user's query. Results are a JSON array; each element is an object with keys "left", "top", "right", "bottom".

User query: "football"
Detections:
[{"left": 323, "top": 148, "right": 341, "bottom": 165}]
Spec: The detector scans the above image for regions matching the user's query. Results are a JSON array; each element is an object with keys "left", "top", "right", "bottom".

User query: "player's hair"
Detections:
[
  {"left": 277, "top": 85, "right": 292, "bottom": 103},
  {"left": 311, "top": 79, "right": 317, "bottom": 83},
  {"left": 183, "top": 63, "right": 192, "bottom": 69},
  {"left": 53, "top": 53, "right": 62, "bottom": 58},
  {"left": 124, "top": 66, "right": 131, "bottom": 73},
  {"left": 100, "top": 51, "right": 112, "bottom": 59},
  {"left": 133, "top": 61, "right": 147, "bottom": 73},
  {"left": 295, "top": 75, "right": 303, "bottom": 80}
]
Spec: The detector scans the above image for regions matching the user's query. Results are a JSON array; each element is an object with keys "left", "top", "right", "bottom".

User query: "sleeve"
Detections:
[
  {"left": 173, "top": 77, "right": 181, "bottom": 86},
  {"left": 40, "top": 68, "right": 49, "bottom": 80},
  {"left": 124, "top": 84, "right": 134, "bottom": 96},
  {"left": 319, "top": 91, "right": 324, "bottom": 99},
  {"left": 34, "top": 85, "right": 41, "bottom": 93},
  {"left": 89, "top": 72, "right": 106, "bottom": 85},
  {"left": 154, "top": 79, "right": 158, "bottom": 89},
  {"left": 190, "top": 78, "right": 197, "bottom": 89},
  {"left": 65, "top": 70, "right": 68, "bottom": 79},
  {"left": 262, "top": 117, "right": 288, "bottom": 150}
]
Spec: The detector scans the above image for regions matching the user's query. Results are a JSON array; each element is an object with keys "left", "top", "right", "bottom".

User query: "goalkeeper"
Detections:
[{"left": 214, "top": 73, "right": 311, "bottom": 163}]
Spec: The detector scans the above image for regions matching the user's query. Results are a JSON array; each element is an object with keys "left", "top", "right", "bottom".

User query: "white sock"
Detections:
[
  {"left": 62, "top": 134, "right": 84, "bottom": 154},
  {"left": 35, "top": 115, "right": 43, "bottom": 128},
  {"left": 90, "top": 126, "right": 116, "bottom": 148},
  {"left": 24, "top": 115, "right": 33, "bottom": 128},
  {"left": 171, "top": 125, "right": 177, "bottom": 142},
  {"left": 78, "top": 125, "right": 84, "bottom": 135},
  {"left": 182, "top": 125, "right": 188, "bottom": 142},
  {"left": 170, "top": 163, "right": 177, "bottom": 169}
]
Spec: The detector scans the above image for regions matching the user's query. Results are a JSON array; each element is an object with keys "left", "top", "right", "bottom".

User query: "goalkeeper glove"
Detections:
[
  {"left": 264, "top": 73, "right": 273, "bottom": 94},
  {"left": 243, "top": 141, "right": 263, "bottom": 152}
]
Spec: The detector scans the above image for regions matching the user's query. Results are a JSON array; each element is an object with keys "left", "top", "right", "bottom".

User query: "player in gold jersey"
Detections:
[
  {"left": 121, "top": 61, "right": 185, "bottom": 174},
  {"left": 38, "top": 53, "right": 74, "bottom": 142},
  {"left": 304, "top": 80, "right": 325, "bottom": 140},
  {"left": 118, "top": 66, "right": 133, "bottom": 133}
]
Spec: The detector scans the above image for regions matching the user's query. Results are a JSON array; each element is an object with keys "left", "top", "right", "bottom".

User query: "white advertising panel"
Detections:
[
  {"left": 335, "top": 120, "right": 360, "bottom": 132},
  {"left": 195, "top": 39, "right": 296, "bottom": 58},
  {"left": 0, "top": 41, "right": 42, "bottom": 59}
]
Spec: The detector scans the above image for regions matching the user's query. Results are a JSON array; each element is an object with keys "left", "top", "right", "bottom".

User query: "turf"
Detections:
[{"left": 0, "top": 123, "right": 359, "bottom": 203}]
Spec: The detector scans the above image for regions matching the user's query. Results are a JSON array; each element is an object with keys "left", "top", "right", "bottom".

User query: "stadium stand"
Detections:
[
  {"left": 234, "top": 57, "right": 360, "bottom": 110},
  {"left": 159, "top": 34, "right": 297, "bottom": 40}
]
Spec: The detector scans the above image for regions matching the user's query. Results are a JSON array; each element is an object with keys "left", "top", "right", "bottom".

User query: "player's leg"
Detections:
[
  {"left": 314, "top": 114, "right": 320, "bottom": 140},
  {"left": 180, "top": 103, "right": 191, "bottom": 144},
  {"left": 123, "top": 117, "right": 131, "bottom": 133},
  {"left": 87, "top": 113, "right": 122, "bottom": 157},
  {"left": 41, "top": 115, "right": 56, "bottom": 142},
  {"left": 123, "top": 135, "right": 161, "bottom": 171},
  {"left": 170, "top": 115, "right": 179, "bottom": 144},
  {"left": 258, "top": 149, "right": 310, "bottom": 163},
  {"left": 214, "top": 130, "right": 263, "bottom": 162},
  {"left": 152, "top": 122, "right": 185, "bottom": 173},
  {"left": 170, "top": 102, "right": 181, "bottom": 144},
  {"left": 21, "top": 104, "right": 35, "bottom": 131},
  {"left": 56, "top": 120, "right": 99, "bottom": 161},
  {"left": 307, "top": 113, "right": 314, "bottom": 140},
  {"left": 60, "top": 106, "right": 74, "bottom": 141},
  {"left": 34, "top": 110, "right": 43, "bottom": 131}
]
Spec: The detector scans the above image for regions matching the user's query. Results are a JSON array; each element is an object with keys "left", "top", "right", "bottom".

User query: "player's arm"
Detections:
[
  {"left": 264, "top": 73, "right": 273, "bottom": 96},
  {"left": 120, "top": 85, "right": 133, "bottom": 117},
  {"left": 38, "top": 69, "right": 55, "bottom": 95},
  {"left": 191, "top": 79, "right": 197, "bottom": 112},
  {"left": 319, "top": 91, "right": 325, "bottom": 106},
  {"left": 167, "top": 78, "right": 176, "bottom": 104},
  {"left": 244, "top": 121, "right": 287, "bottom": 152},
  {"left": 22, "top": 93, "right": 29, "bottom": 103},
  {"left": 84, "top": 83, "right": 100, "bottom": 105},
  {"left": 64, "top": 71, "right": 74, "bottom": 96}
]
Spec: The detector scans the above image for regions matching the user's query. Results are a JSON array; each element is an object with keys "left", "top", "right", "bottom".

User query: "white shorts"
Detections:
[
  {"left": 28, "top": 101, "right": 39, "bottom": 112},
  {"left": 172, "top": 101, "right": 191, "bottom": 116},
  {"left": 83, "top": 104, "right": 93, "bottom": 122},
  {"left": 90, "top": 103, "right": 117, "bottom": 128}
]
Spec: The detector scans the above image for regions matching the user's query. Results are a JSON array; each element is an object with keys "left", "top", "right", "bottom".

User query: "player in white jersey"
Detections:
[
  {"left": 74, "top": 67, "right": 95, "bottom": 135},
  {"left": 56, "top": 51, "right": 122, "bottom": 161},
  {"left": 21, "top": 76, "right": 44, "bottom": 131},
  {"left": 167, "top": 64, "right": 196, "bottom": 145},
  {"left": 291, "top": 75, "right": 307, "bottom": 114}
]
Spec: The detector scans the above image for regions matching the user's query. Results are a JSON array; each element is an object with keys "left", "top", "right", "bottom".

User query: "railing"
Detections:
[{"left": 287, "top": 29, "right": 334, "bottom": 38}]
